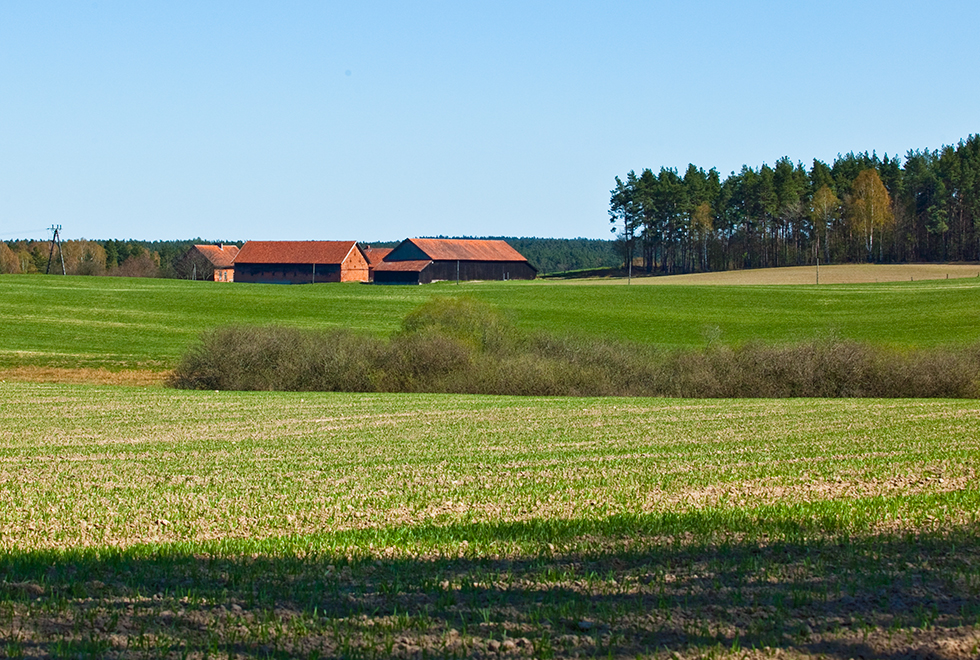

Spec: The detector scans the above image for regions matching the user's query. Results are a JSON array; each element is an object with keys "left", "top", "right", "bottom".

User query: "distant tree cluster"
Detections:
[
  {"left": 610, "top": 135, "right": 980, "bottom": 273},
  {"left": 0, "top": 239, "right": 240, "bottom": 277},
  {"left": 487, "top": 237, "right": 619, "bottom": 274}
]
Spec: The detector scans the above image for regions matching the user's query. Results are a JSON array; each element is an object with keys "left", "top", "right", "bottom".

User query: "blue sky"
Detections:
[{"left": 1, "top": 1, "right": 977, "bottom": 242}]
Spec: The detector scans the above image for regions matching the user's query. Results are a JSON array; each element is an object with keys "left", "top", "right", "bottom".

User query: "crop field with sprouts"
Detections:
[{"left": 2, "top": 382, "right": 978, "bottom": 658}]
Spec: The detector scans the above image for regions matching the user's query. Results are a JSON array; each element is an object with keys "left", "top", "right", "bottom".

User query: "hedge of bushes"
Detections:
[{"left": 168, "top": 297, "right": 980, "bottom": 398}]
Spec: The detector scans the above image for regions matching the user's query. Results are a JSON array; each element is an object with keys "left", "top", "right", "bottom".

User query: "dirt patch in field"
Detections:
[{"left": 0, "top": 367, "right": 167, "bottom": 387}]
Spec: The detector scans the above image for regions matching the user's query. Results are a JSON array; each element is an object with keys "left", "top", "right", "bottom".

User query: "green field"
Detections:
[
  {"left": 2, "top": 274, "right": 980, "bottom": 371},
  {"left": 1, "top": 383, "right": 979, "bottom": 658},
  {"left": 2, "top": 274, "right": 980, "bottom": 658}
]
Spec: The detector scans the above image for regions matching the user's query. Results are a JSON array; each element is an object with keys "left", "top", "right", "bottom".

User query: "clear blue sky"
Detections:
[{"left": 2, "top": 1, "right": 977, "bottom": 242}]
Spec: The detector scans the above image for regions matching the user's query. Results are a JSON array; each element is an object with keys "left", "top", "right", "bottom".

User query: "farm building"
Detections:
[
  {"left": 233, "top": 241, "right": 369, "bottom": 284},
  {"left": 177, "top": 244, "right": 240, "bottom": 281},
  {"left": 361, "top": 247, "right": 393, "bottom": 282},
  {"left": 373, "top": 238, "right": 537, "bottom": 284}
]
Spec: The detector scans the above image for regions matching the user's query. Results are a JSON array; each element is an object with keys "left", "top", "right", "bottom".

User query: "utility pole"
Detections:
[{"left": 45, "top": 225, "right": 65, "bottom": 275}]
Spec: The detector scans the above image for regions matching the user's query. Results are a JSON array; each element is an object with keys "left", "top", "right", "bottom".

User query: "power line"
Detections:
[
  {"left": 46, "top": 225, "right": 66, "bottom": 275},
  {"left": 0, "top": 228, "right": 50, "bottom": 238}
]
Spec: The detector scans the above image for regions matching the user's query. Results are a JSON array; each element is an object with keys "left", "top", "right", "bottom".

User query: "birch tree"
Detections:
[{"left": 847, "top": 169, "right": 893, "bottom": 261}]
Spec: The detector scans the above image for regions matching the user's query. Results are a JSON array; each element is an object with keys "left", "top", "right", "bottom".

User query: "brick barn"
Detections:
[
  {"left": 233, "top": 241, "right": 369, "bottom": 284},
  {"left": 373, "top": 238, "right": 537, "bottom": 284}
]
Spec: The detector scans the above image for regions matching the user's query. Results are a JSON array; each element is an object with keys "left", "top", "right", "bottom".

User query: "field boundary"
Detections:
[{"left": 543, "top": 263, "right": 980, "bottom": 285}]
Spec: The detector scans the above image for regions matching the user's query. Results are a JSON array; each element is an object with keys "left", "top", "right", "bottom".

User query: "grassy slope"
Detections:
[
  {"left": 2, "top": 274, "right": 980, "bottom": 371},
  {"left": 1, "top": 383, "right": 978, "bottom": 658}
]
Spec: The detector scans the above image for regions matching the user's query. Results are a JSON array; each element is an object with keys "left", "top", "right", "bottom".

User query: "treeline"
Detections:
[
  {"left": 0, "top": 239, "right": 241, "bottom": 277},
  {"left": 1, "top": 236, "right": 619, "bottom": 278},
  {"left": 610, "top": 135, "right": 980, "bottom": 273},
  {"left": 476, "top": 237, "right": 619, "bottom": 274}
]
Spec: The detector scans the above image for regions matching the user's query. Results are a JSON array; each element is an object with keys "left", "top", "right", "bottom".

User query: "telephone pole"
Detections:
[{"left": 45, "top": 225, "right": 66, "bottom": 275}]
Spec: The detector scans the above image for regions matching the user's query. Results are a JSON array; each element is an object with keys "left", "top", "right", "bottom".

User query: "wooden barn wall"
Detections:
[
  {"left": 374, "top": 261, "right": 536, "bottom": 284},
  {"left": 426, "top": 260, "right": 536, "bottom": 281},
  {"left": 234, "top": 263, "right": 342, "bottom": 284},
  {"left": 373, "top": 269, "right": 423, "bottom": 285},
  {"left": 385, "top": 241, "right": 430, "bottom": 262}
]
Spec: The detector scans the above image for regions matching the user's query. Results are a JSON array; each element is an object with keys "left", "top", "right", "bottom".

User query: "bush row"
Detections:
[{"left": 168, "top": 298, "right": 980, "bottom": 398}]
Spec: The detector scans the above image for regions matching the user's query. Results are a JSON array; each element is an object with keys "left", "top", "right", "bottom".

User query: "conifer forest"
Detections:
[{"left": 609, "top": 135, "right": 980, "bottom": 273}]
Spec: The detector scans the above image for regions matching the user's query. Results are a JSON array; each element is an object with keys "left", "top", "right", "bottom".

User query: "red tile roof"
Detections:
[
  {"left": 194, "top": 244, "right": 239, "bottom": 269},
  {"left": 235, "top": 241, "right": 359, "bottom": 265},
  {"left": 363, "top": 247, "right": 393, "bottom": 266},
  {"left": 406, "top": 239, "right": 528, "bottom": 262},
  {"left": 373, "top": 259, "right": 432, "bottom": 272}
]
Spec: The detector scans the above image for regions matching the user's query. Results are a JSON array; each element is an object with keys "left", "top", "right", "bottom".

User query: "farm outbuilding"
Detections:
[
  {"left": 373, "top": 238, "right": 537, "bottom": 284},
  {"left": 177, "top": 244, "right": 239, "bottom": 281},
  {"left": 361, "top": 247, "right": 393, "bottom": 282},
  {"left": 233, "top": 241, "right": 369, "bottom": 284}
]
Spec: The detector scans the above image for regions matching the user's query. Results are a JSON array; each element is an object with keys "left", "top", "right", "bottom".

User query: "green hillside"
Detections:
[{"left": 2, "top": 274, "right": 979, "bottom": 371}]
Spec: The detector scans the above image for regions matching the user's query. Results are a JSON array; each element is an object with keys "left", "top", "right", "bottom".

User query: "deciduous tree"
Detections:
[
  {"left": 847, "top": 169, "right": 894, "bottom": 262},
  {"left": 809, "top": 185, "right": 840, "bottom": 264},
  {"left": 0, "top": 242, "right": 20, "bottom": 274}
]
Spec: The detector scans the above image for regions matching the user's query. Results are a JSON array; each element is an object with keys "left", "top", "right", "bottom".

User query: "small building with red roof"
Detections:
[
  {"left": 361, "top": 247, "right": 394, "bottom": 282},
  {"left": 233, "top": 241, "right": 369, "bottom": 284},
  {"left": 373, "top": 238, "right": 536, "bottom": 284},
  {"left": 179, "top": 243, "right": 240, "bottom": 281}
]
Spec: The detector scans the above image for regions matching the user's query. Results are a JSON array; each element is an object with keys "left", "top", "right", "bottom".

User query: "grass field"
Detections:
[
  {"left": 1, "top": 383, "right": 979, "bottom": 658},
  {"left": 2, "top": 272, "right": 980, "bottom": 657},
  {"left": 2, "top": 271, "right": 980, "bottom": 375}
]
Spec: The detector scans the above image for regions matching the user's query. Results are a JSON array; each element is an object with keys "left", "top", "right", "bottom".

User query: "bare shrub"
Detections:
[
  {"left": 167, "top": 326, "right": 383, "bottom": 392},
  {"left": 169, "top": 301, "right": 980, "bottom": 398},
  {"left": 401, "top": 296, "right": 516, "bottom": 355},
  {"left": 113, "top": 252, "right": 160, "bottom": 278},
  {"left": 382, "top": 331, "right": 476, "bottom": 393}
]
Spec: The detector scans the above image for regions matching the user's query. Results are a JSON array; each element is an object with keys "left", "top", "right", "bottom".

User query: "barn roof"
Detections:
[
  {"left": 372, "top": 259, "right": 432, "bottom": 272},
  {"left": 362, "top": 247, "right": 393, "bottom": 266},
  {"left": 235, "top": 241, "right": 360, "bottom": 265},
  {"left": 401, "top": 238, "right": 528, "bottom": 262},
  {"left": 194, "top": 244, "right": 239, "bottom": 268}
]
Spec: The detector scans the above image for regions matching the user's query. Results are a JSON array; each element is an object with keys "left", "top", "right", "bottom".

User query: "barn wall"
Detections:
[
  {"left": 374, "top": 261, "right": 536, "bottom": 284},
  {"left": 426, "top": 261, "right": 536, "bottom": 281},
  {"left": 340, "top": 249, "right": 370, "bottom": 282},
  {"left": 384, "top": 241, "right": 431, "bottom": 262},
  {"left": 234, "top": 263, "right": 342, "bottom": 284},
  {"left": 373, "top": 269, "right": 422, "bottom": 284}
]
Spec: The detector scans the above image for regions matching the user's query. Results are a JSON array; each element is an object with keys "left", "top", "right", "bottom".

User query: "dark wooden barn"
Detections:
[
  {"left": 233, "top": 241, "right": 369, "bottom": 284},
  {"left": 373, "top": 238, "right": 537, "bottom": 284}
]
